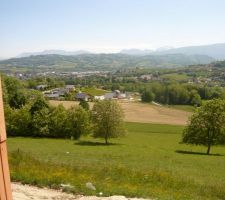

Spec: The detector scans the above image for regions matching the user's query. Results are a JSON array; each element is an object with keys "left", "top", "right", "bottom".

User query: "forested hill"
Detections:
[
  {"left": 213, "top": 60, "right": 225, "bottom": 68},
  {"left": 0, "top": 53, "right": 214, "bottom": 71}
]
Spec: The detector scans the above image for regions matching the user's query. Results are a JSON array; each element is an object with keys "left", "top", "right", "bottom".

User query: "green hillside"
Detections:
[{"left": 0, "top": 53, "right": 214, "bottom": 71}]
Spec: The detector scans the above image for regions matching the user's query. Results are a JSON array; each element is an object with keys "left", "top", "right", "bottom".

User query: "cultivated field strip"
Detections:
[{"left": 49, "top": 101, "right": 191, "bottom": 125}]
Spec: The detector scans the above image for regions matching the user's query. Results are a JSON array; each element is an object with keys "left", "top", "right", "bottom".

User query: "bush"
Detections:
[
  {"left": 141, "top": 90, "right": 155, "bottom": 103},
  {"left": 79, "top": 100, "right": 90, "bottom": 110},
  {"left": 48, "top": 104, "right": 68, "bottom": 138},
  {"left": 5, "top": 100, "right": 91, "bottom": 139},
  {"left": 66, "top": 106, "right": 91, "bottom": 140},
  {"left": 5, "top": 105, "right": 32, "bottom": 136}
]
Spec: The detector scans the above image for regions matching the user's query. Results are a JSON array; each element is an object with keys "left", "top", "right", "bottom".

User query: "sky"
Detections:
[{"left": 0, "top": 0, "right": 225, "bottom": 58}]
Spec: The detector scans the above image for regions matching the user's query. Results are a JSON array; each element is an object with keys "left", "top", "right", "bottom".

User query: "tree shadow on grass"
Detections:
[
  {"left": 175, "top": 150, "right": 224, "bottom": 156},
  {"left": 75, "top": 141, "right": 121, "bottom": 146}
]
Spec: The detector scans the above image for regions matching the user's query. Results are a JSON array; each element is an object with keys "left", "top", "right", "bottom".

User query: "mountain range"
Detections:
[
  {"left": 18, "top": 50, "right": 91, "bottom": 57},
  {"left": 120, "top": 43, "right": 225, "bottom": 60},
  {"left": 13, "top": 43, "right": 225, "bottom": 60},
  {"left": 0, "top": 43, "right": 225, "bottom": 71},
  {"left": 152, "top": 43, "right": 225, "bottom": 60}
]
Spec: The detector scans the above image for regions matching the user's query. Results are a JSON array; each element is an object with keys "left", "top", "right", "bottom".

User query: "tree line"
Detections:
[
  {"left": 141, "top": 82, "right": 225, "bottom": 106},
  {"left": 20, "top": 71, "right": 225, "bottom": 107},
  {"left": 46, "top": 75, "right": 225, "bottom": 106},
  {"left": 2, "top": 76, "right": 125, "bottom": 144}
]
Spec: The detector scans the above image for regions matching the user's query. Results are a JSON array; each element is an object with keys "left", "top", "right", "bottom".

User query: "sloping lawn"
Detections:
[{"left": 7, "top": 122, "right": 225, "bottom": 200}]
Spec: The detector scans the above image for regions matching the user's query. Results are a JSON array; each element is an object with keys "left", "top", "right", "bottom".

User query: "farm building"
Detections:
[
  {"left": 65, "top": 85, "right": 75, "bottom": 92},
  {"left": 75, "top": 92, "right": 93, "bottom": 101},
  {"left": 104, "top": 90, "right": 132, "bottom": 100},
  {"left": 94, "top": 95, "right": 105, "bottom": 100},
  {"left": 44, "top": 88, "right": 69, "bottom": 99},
  {"left": 44, "top": 93, "right": 60, "bottom": 99},
  {"left": 36, "top": 84, "right": 48, "bottom": 90}
]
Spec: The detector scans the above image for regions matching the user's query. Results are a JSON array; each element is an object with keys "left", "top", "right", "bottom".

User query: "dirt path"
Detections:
[
  {"left": 12, "top": 183, "right": 149, "bottom": 200},
  {"left": 50, "top": 100, "right": 191, "bottom": 125}
]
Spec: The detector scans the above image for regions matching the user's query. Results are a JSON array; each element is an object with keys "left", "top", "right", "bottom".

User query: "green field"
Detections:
[
  {"left": 166, "top": 105, "right": 196, "bottom": 112},
  {"left": 160, "top": 73, "right": 189, "bottom": 82},
  {"left": 7, "top": 122, "right": 225, "bottom": 200},
  {"left": 81, "top": 87, "right": 108, "bottom": 96}
]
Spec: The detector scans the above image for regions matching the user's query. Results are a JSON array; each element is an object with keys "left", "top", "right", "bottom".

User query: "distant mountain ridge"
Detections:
[
  {"left": 2, "top": 43, "right": 224, "bottom": 71},
  {"left": 0, "top": 53, "right": 214, "bottom": 71},
  {"left": 121, "top": 43, "right": 225, "bottom": 60},
  {"left": 120, "top": 49, "right": 154, "bottom": 55},
  {"left": 18, "top": 50, "right": 91, "bottom": 57},
  {"left": 15, "top": 43, "right": 225, "bottom": 60},
  {"left": 154, "top": 43, "right": 225, "bottom": 60}
]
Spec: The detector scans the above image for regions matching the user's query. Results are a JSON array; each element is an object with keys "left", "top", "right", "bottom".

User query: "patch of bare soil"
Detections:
[{"left": 12, "top": 183, "right": 150, "bottom": 200}]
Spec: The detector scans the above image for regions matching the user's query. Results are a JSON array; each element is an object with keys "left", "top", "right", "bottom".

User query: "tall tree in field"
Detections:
[
  {"left": 182, "top": 99, "right": 225, "bottom": 155},
  {"left": 92, "top": 100, "right": 126, "bottom": 144}
]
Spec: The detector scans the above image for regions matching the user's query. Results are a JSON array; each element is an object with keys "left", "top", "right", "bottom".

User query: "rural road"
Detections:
[{"left": 12, "top": 183, "right": 150, "bottom": 200}]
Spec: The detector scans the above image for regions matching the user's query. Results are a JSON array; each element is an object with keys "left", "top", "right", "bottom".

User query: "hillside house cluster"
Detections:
[
  {"left": 75, "top": 90, "right": 132, "bottom": 102},
  {"left": 43, "top": 85, "right": 75, "bottom": 99}
]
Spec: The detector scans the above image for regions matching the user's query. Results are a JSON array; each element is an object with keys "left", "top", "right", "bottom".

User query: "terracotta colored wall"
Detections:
[{"left": 0, "top": 77, "right": 12, "bottom": 200}]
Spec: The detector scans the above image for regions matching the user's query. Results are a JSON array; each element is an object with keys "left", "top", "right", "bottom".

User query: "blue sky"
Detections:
[{"left": 1, "top": 0, "right": 225, "bottom": 58}]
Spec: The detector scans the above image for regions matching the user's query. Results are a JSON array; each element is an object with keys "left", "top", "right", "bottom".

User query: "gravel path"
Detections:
[{"left": 12, "top": 183, "right": 150, "bottom": 200}]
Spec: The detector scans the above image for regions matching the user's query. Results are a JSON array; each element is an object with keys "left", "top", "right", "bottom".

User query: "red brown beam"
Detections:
[{"left": 0, "top": 77, "right": 12, "bottom": 200}]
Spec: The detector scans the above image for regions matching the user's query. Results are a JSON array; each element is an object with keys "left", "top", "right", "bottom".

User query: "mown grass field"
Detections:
[
  {"left": 7, "top": 122, "right": 225, "bottom": 200},
  {"left": 160, "top": 73, "right": 189, "bottom": 82},
  {"left": 49, "top": 100, "right": 191, "bottom": 125},
  {"left": 166, "top": 105, "right": 196, "bottom": 112},
  {"left": 81, "top": 87, "right": 109, "bottom": 96}
]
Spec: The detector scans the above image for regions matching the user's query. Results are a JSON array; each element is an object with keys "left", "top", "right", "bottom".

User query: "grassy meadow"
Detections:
[
  {"left": 81, "top": 87, "right": 109, "bottom": 96},
  {"left": 7, "top": 122, "right": 225, "bottom": 200},
  {"left": 160, "top": 73, "right": 189, "bottom": 82},
  {"left": 166, "top": 105, "right": 196, "bottom": 112}
]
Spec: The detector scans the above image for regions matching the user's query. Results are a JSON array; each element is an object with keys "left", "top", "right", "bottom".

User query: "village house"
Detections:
[
  {"left": 43, "top": 88, "right": 69, "bottom": 99},
  {"left": 104, "top": 90, "right": 132, "bottom": 100},
  {"left": 65, "top": 85, "right": 75, "bottom": 92},
  {"left": 104, "top": 92, "right": 115, "bottom": 100},
  {"left": 75, "top": 92, "right": 93, "bottom": 101},
  {"left": 139, "top": 74, "right": 152, "bottom": 81},
  {"left": 36, "top": 84, "right": 48, "bottom": 90},
  {"left": 94, "top": 95, "right": 105, "bottom": 101}
]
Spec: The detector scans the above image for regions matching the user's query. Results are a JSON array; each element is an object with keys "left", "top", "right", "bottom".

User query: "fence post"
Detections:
[{"left": 0, "top": 77, "right": 12, "bottom": 200}]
